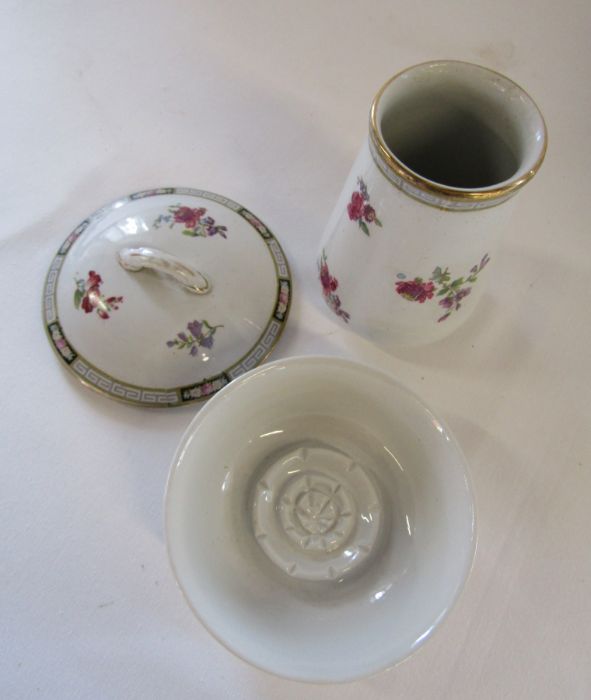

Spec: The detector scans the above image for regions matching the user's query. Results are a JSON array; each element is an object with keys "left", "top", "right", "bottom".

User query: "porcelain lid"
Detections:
[{"left": 43, "top": 188, "right": 292, "bottom": 407}]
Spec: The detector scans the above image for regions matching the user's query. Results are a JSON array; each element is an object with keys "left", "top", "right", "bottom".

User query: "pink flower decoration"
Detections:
[
  {"left": 395, "top": 279, "right": 435, "bottom": 303},
  {"left": 347, "top": 191, "right": 365, "bottom": 221},
  {"left": 173, "top": 206, "right": 206, "bottom": 229}
]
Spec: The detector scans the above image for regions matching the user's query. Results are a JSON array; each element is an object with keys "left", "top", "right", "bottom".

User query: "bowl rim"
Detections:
[{"left": 164, "top": 354, "right": 478, "bottom": 683}]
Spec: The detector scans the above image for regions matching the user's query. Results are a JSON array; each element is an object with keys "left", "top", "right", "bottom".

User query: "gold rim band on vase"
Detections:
[{"left": 368, "top": 60, "right": 548, "bottom": 207}]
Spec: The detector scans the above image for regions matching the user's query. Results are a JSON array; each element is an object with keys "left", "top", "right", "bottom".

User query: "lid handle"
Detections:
[{"left": 117, "top": 246, "right": 210, "bottom": 295}]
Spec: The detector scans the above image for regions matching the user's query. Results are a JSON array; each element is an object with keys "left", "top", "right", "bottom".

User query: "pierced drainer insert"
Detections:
[{"left": 252, "top": 446, "right": 382, "bottom": 581}]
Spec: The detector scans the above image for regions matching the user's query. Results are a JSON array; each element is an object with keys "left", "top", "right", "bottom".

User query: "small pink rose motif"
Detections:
[
  {"left": 363, "top": 204, "right": 376, "bottom": 222},
  {"left": 173, "top": 206, "right": 206, "bottom": 229},
  {"left": 242, "top": 210, "right": 268, "bottom": 234},
  {"left": 347, "top": 191, "right": 365, "bottom": 221},
  {"left": 318, "top": 250, "right": 350, "bottom": 323},
  {"left": 275, "top": 280, "right": 290, "bottom": 318},
  {"left": 200, "top": 382, "right": 214, "bottom": 396},
  {"left": 320, "top": 260, "right": 339, "bottom": 295},
  {"left": 395, "top": 279, "right": 435, "bottom": 304},
  {"left": 347, "top": 178, "right": 382, "bottom": 235},
  {"left": 74, "top": 271, "right": 123, "bottom": 320},
  {"left": 48, "top": 322, "right": 75, "bottom": 362}
]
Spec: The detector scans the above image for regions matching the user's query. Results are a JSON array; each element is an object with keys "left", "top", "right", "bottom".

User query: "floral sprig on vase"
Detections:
[
  {"left": 395, "top": 278, "right": 435, "bottom": 304},
  {"left": 347, "top": 177, "right": 382, "bottom": 235},
  {"left": 319, "top": 249, "right": 350, "bottom": 323},
  {"left": 154, "top": 205, "right": 228, "bottom": 238},
  {"left": 395, "top": 253, "right": 490, "bottom": 322},
  {"left": 74, "top": 271, "right": 123, "bottom": 319},
  {"left": 166, "top": 319, "right": 223, "bottom": 357}
]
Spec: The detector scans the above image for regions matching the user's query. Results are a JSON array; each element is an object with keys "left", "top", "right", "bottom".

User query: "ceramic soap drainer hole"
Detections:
[{"left": 251, "top": 445, "right": 383, "bottom": 582}]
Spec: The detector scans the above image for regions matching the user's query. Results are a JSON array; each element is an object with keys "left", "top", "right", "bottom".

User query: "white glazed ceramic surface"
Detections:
[
  {"left": 43, "top": 188, "right": 291, "bottom": 407},
  {"left": 166, "top": 356, "right": 476, "bottom": 682},
  {"left": 319, "top": 61, "right": 546, "bottom": 347}
]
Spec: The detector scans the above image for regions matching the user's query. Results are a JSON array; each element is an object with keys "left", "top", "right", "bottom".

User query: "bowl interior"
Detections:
[{"left": 166, "top": 357, "right": 475, "bottom": 682}]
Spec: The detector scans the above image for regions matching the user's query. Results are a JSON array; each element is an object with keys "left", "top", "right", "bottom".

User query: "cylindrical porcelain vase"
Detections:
[{"left": 318, "top": 61, "right": 547, "bottom": 346}]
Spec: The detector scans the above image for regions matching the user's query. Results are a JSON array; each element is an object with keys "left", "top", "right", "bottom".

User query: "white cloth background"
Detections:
[{"left": 1, "top": 1, "right": 589, "bottom": 698}]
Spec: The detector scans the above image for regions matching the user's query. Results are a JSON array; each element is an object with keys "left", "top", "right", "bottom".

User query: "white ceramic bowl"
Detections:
[{"left": 165, "top": 356, "right": 476, "bottom": 682}]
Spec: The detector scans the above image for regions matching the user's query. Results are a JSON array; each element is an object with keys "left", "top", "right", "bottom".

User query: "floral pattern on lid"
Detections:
[
  {"left": 154, "top": 204, "right": 228, "bottom": 238},
  {"left": 74, "top": 271, "right": 123, "bottom": 320},
  {"left": 43, "top": 188, "right": 292, "bottom": 407},
  {"left": 166, "top": 319, "right": 223, "bottom": 357}
]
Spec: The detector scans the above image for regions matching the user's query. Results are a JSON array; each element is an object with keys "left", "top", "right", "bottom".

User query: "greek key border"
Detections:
[{"left": 368, "top": 137, "right": 515, "bottom": 211}]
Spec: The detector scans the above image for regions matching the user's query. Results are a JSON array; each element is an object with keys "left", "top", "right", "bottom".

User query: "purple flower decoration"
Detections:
[
  {"left": 154, "top": 205, "right": 229, "bottom": 239},
  {"left": 166, "top": 319, "right": 223, "bottom": 357},
  {"left": 397, "top": 254, "right": 490, "bottom": 323},
  {"left": 357, "top": 176, "right": 369, "bottom": 201},
  {"left": 438, "top": 287, "right": 472, "bottom": 317},
  {"left": 187, "top": 320, "right": 202, "bottom": 337}
]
